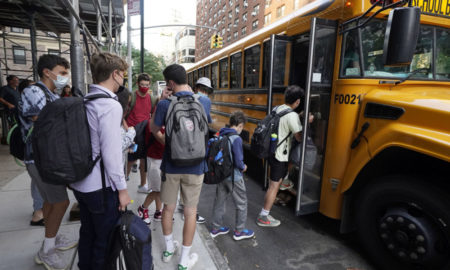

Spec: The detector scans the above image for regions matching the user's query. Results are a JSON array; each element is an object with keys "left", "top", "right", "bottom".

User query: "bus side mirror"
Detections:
[{"left": 383, "top": 7, "right": 421, "bottom": 66}]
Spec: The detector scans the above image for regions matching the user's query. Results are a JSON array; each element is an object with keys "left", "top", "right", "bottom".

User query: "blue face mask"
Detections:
[
  {"left": 197, "top": 92, "right": 207, "bottom": 97},
  {"left": 50, "top": 71, "right": 70, "bottom": 89}
]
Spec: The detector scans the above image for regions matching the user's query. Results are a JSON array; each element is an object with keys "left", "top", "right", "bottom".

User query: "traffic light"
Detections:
[{"left": 210, "top": 34, "right": 223, "bottom": 49}]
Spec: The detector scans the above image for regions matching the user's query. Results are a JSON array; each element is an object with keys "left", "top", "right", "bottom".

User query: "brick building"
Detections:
[
  {"left": 264, "top": 0, "right": 314, "bottom": 25},
  {"left": 195, "top": 0, "right": 265, "bottom": 61}
]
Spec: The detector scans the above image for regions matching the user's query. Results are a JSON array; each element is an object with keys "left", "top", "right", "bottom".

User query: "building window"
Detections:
[
  {"left": 244, "top": 0, "right": 248, "bottom": 8},
  {"left": 264, "top": 13, "right": 271, "bottom": 24},
  {"left": 189, "top": 49, "right": 195, "bottom": 56},
  {"left": 294, "top": 0, "right": 300, "bottom": 9},
  {"left": 253, "top": 5, "right": 260, "bottom": 16},
  {"left": 265, "top": 0, "right": 271, "bottom": 8},
  {"left": 48, "top": 49, "right": 60, "bottom": 56},
  {"left": 234, "top": 18, "right": 239, "bottom": 27},
  {"left": 228, "top": 11, "right": 232, "bottom": 19},
  {"left": 13, "top": 46, "right": 26, "bottom": 64},
  {"left": 229, "top": 0, "right": 233, "bottom": 6},
  {"left": 233, "top": 31, "right": 238, "bottom": 39},
  {"left": 223, "top": 5, "right": 226, "bottom": 12},
  {"left": 214, "top": 13, "right": 217, "bottom": 20},
  {"left": 222, "top": 28, "right": 226, "bottom": 36},
  {"left": 252, "top": 20, "right": 259, "bottom": 30},
  {"left": 243, "top": 12, "right": 248, "bottom": 22},
  {"left": 227, "top": 35, "right": 231, "bottom": 41},
  {"left": 11, "top": 27, "right": 23, "bottom": 33},
  {"left": 236, "top": 5, "right": 239, "bottom": 14},
  {"left": 277, "top": 5, "right": 285, "bottom": 17},
  {"left": 189, "top": 29, "right": 196, "bottom": 36},
  {"left": 241, "top": 26, "right": 247, "bottom": 36}
]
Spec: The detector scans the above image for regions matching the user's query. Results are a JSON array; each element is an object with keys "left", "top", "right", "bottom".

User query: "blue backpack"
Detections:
[{"left": 106, "top": 211, "right": 153, "bottom": 270}]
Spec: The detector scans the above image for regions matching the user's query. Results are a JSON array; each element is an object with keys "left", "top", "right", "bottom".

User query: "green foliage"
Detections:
[{"left": 121, "top": 46, "right": 166, "bottom": 89}]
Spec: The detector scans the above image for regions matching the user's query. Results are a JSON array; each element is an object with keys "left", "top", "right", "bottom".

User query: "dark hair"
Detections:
[
  {"left": 195, "top": 84, "right": 213, "bottom": 95},
  {"left": 117, "top": 88, "right": 131, "bottom": 115},
  {"left": 163, "top": 64, "right": 187, "bottom": 85},
  {"left": 137, "top": 73, "right": 151, "bottom": 84},
  {"left": 229, "top": 111, "right": 247, "bottom": 127},
  {"left": 90, "top": 53, "right": 128, "bottom": 84},
  {"left": 6, "top": 75, "right": 18, "bottom": 82},
  {"left": 60, "top": 85, "right": 72, "bottom": 97},
  {"left": 37, "top": 54, "right": 70, "bottom": 78},
  {"left": 285, "top": 85, "right": 304, "bottom": 104},
  {"left": 18, "top": 79, "right": 32, "bottom": 93}
]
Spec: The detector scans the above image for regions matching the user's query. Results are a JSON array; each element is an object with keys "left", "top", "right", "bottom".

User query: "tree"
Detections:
[{"left": 121, "top": 46, "right": 166, "bottom": 89}]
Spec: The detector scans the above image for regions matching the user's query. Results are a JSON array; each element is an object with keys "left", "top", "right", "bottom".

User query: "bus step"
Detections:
[{"left": 297, "top": 195, "right": 319, "bottom": 216}]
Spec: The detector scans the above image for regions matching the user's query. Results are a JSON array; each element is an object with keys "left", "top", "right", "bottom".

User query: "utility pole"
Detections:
[
  {"left": 69, "top": 0, "right": 85, "bottom": 94},
  {"left": 127, "top": 1, "right": 132, "bottom": 89}
]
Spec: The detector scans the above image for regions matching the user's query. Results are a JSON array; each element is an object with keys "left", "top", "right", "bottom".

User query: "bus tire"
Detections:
[{"left": 355, "top": 175, "right": 450, "bottom": 270}]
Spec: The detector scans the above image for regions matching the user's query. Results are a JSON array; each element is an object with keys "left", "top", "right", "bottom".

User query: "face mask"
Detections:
[
  {"left": 138, "top": 87, "right": 149, "bottom": 94},
  {"left": 50, "top": 71, "right": 69, "bottom": 89},
  {"left": 113, "top": 71, "right": 125, "bottom": 92},
  {"left": 117, "top": 86, "right": 126, "bottom": 93}
]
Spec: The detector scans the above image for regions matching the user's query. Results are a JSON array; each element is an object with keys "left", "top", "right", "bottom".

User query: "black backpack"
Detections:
[
  {"left": 204, "top": 134, "right": 237, "bottom": 185},
  {"left": 105, "top": 211, "right": 153, "bottom": 270},
  {"left": 250, "top": 107, "right": 293, "bottom": 159},
  {"left": 32, "top": 94, "right": 110, "bottom": 185}
]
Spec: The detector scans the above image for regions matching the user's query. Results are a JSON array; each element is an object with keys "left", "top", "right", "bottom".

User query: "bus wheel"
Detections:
[{"left": 355, "top": 176, "right": 450, "bottom": 270}]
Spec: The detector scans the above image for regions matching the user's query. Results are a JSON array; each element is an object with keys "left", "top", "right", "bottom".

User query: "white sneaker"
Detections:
[
  {"left": 162, "top": 240, "right": 179, "bottom": 263},
  {"left": 178, "top": 253, "right": 198, "bottom": 270},
  {"left": 35, "top": 246, "right": 66, "bottom": 270},
  {"left": 137, "top": 185, "right": 150, "bottom": 193},
  {"left": 55, "top": 234, "right": 78, "bottom": 251}
]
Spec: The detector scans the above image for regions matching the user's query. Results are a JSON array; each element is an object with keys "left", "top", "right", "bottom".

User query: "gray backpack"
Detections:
[{"left": 165, "top": 94, "right": 209, "bottom": 167}]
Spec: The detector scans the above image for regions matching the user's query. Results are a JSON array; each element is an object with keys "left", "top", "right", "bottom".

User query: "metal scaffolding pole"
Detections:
[
  {"left": 140, "top": 0, "right": 144, "bottom": 73},
  {"left": 2, "top": 33, "right": 8, "bottom": 77},
  {"left": 97, "top": 0, "right": 102, "bottom": 42},
  {"left": 127, "top": 2, "right": 132, "bottom": 89},
  {"left": 69, "top": 0, "right": 86, "bottom": 94},
  {"left": 30, "top": 13, "right": 39, "bottom": 82},
  {"left": 109, "top": 0, "right": 113, "bottom": 52}
]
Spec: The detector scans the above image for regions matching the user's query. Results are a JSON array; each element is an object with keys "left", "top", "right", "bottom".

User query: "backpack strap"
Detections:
[{"left": 34, "top": 83, "right": 51, "bottom": 103}]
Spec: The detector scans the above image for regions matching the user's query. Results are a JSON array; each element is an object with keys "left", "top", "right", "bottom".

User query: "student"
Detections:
[
  {"left": 210, "top": 111, "right": 255, "bottom": 240},
  {"left": 126, "top": 73, "right": 154, "bottom": 193},
  {"left": 256, "top": 85, "right": 304, "bottom": 227},
  {"left": 19, "top": 54, "right": 77, "bottom": 269},
  {"left": 60, "top": 85, "right": 72, "bottom": 97},
  {"left": 117, "top": 88, "right": 136, "bottom": 174},
  {"left": 70, "top": 53, "right": 131, "bottom": 269},
  {"left": 194, "top": 77, "right": 213, "bottom": 97},
  {"left": 138, "top": 87, "right": 172, "bottom": 224},
  {"left": 151, "top": 64, "right": 211, "bottom": 270}
]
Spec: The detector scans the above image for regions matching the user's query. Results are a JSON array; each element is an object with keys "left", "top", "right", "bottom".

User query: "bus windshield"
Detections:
[{"left": 341, "top": 19, "right": 450, "bottom": 81}]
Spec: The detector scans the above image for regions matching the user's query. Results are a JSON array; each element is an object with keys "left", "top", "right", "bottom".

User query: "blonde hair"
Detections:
[{"left": 90, "top": 53, "right": 128, "bottom": 84}]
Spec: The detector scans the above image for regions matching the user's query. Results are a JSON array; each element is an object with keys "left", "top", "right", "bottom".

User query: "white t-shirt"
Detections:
[{"left": 275, "top": 104, "right": 302, "bottom": 162}]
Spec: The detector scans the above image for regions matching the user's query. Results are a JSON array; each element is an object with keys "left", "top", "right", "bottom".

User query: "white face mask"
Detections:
[{"left": 50, "top": 71, "right": 70, "bottom": 89}]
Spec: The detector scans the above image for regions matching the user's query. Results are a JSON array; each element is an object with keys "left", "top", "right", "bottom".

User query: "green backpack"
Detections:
[{"left": 126, "top": 91, "right": 158, "bottom": 119}]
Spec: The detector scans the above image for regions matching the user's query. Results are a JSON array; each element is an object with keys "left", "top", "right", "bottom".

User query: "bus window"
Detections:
[
  {"left": 361, "top": 20, "right": 433, "bottom": 79},
  {"left": 193, "top": 70, "right": 199, "bottom": 84},
  {"left": 230, "top": 52, "right": 242, "bottom": 89},
  {"left": 211, "top": 62, "right": 219, "bottom": 89},
  {"left": 219, "top": 57, "right": 229, "bottom": 88},
  {"left": 187, "top": 72, "right": 193, "bottom": 87},
  {"left": 199, "top": 67, "right": 205, "bottom": 78},
  {"left": 262, "top": 39, "right": 288, "bottom": 88},
  {"left": 244, "top": 45, "right": 260, "bottom": 88},
  {"left": 341, "top": 29, "right": 361, "bottom": 77},
  {"left": 312, "top": 28, "right": 336, "bottom": 86},
  {"left": 436, "top": 28, "right": 450, "bottom": 80},
  {"left": 205, "top": 64, "right": 211, "bottom": 80}
]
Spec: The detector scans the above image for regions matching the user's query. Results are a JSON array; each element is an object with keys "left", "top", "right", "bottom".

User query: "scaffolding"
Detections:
[{"left": 0, "top": 0, "right": 125, "bottom": 142}]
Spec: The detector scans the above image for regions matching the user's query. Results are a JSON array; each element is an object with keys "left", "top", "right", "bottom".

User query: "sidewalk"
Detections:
[{"left": 0, "top": 157, "right": 226, "bottom": 270}]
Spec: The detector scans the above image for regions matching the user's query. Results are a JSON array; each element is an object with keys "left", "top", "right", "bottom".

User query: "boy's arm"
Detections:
[
  {"left": 151, "top": 102, "right": 166, "bottom": 145},
  {"left": 231, "top": 137, "right": 246, "bottom": 171}
]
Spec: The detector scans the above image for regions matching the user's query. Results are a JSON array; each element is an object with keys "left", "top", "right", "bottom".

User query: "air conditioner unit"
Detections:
[{"left": 251, "top": 11, "right": 256, "bottom": 16}]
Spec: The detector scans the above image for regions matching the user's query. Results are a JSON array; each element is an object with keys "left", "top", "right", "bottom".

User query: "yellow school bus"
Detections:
[{"left": 188, "top": 0, "right": 450, "bottom": 269}]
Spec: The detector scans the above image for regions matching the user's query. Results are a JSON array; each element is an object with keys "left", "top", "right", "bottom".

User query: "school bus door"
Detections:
[{"left": 295, "top": 18, "right": 338, "bottom": 215}]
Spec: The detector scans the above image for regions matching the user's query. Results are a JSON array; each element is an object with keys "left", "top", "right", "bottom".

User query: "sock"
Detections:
[
  {"left": 164, "top": 234, "right": 174, "bottom": 252},
  {"left": 260, "top": 208, "right": 270, "bottom": 216},
  {"left": 179, "top": 245, "right": 192, "bottom": 266},
  {"left": 43, "top": 237, "right": 56, "bottom": 253}
]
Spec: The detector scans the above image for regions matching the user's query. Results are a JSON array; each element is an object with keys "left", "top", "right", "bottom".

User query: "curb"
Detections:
[{"left": 197, "top": 223, "right": 230, "bottom": 270}]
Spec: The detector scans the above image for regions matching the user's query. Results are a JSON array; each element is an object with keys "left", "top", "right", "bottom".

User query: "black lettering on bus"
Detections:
[
  {"left": 344, "top": 95, "right": 350, "bottom": 104},
  {"left": 339, "top": 94, "right": 344, "bottom": 104},
  {"left": 334, "top": 94, "right": 339, "bottom": 104},
  {"left": 446, "top": 0, "right": 450, "bottom": 15},
  {"left": 350, "top": 94, "right": 356, "bottom": 104},
  {"left": 357, "top": 94, "right": 362, "bottom": 104}
]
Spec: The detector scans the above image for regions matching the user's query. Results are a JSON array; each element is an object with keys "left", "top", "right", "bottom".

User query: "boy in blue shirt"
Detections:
[{"left": 210, "top": 111, "right": 255, "bottom": 240}]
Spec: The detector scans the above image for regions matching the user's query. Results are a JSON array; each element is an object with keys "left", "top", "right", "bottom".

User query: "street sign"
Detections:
[{"left": 128, "top": 0, "right": 140, "bottom": 16}]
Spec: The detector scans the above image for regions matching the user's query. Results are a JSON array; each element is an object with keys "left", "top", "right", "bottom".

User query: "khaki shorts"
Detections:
[{"left": 161, "top": 174, "right": 203, "bottom": 207}]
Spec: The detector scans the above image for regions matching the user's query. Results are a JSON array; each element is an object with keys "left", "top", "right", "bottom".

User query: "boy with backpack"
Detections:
[
  {"left": 209, "top": 111, "right": 255, "bottom": 240},
  {"left": 70, "top": 53, "right": 131, "bottom": 269},
  {"left": 19, "top": 54, "right": 78, "bottom": 269},
  {"left": 255, "top": 85, "right": 304, "bottom": 227},
  {"left": 151, "top": 64, "right": 211, "bottom": 270}
]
